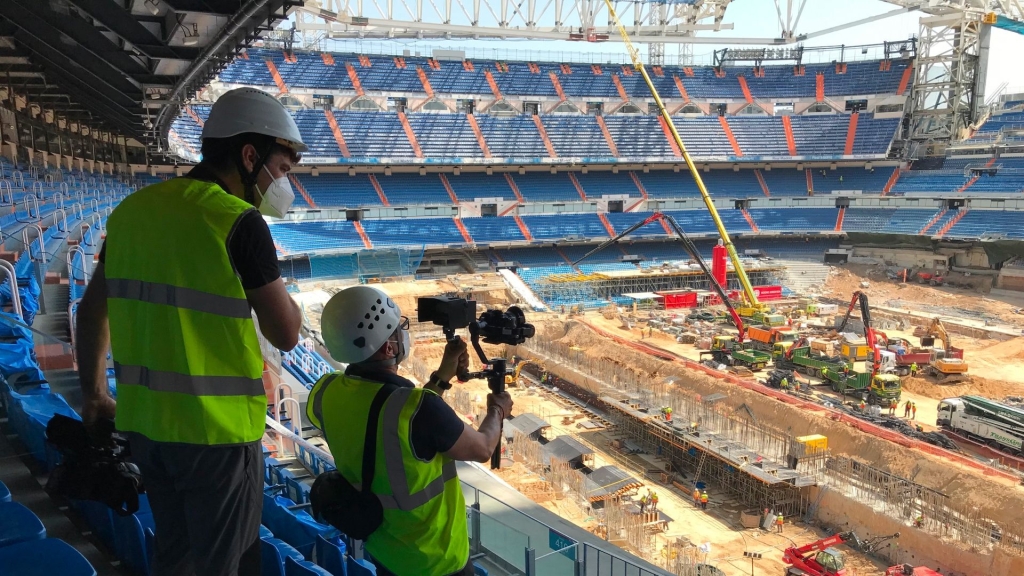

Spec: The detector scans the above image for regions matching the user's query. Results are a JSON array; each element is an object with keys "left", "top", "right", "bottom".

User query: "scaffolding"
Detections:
[
  {"left": 519, "top": 336, "right": 1024, "bottom": 555},
  {"left": 520, "top": 339, "right": 821, "bottom": 517},
  {"left": 530, "top": 267, "right": 785, "bottom": 309}
]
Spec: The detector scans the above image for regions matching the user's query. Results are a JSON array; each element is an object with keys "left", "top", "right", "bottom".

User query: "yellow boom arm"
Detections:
[{"left": 601, "top": 0, "right": 763, "bottom": 311}]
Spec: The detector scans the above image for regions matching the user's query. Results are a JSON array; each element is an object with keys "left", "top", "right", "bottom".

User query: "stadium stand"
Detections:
[{"left": 221, "top": 50, "right": 911, "bottom": 102}]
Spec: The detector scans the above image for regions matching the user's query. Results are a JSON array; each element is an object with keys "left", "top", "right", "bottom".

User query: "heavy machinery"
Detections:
[
  {"left": 572, "top": 212, "right": 748, "bottom": 342},
  {"left": 745, "top": 325, "right": 798, "bottom": 352},
  {"left": 700, "top": 335, "right": 772, "bottom": 371},
  {"left": 937, "top": 395, "right": 1024, "bottom": 456},
  {"left": 918, "top": 318, "right": 969, "bottom": 383},
  {"left": 823, "top": 369, "right": 903, "bottom": 406},
  {"left": 783, "top": 531, "right": 900, "bottom": 575},
  {"left": 775, "top": 340, "right": 850, "bottom": 378},
  {"left": 884, "top": 566, "right": 941, "bottom": 576},
  {"left": 600, "top": 0, "right": 770, "bottom": 322}
]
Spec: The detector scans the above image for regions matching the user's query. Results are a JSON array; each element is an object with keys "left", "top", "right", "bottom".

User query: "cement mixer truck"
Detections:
[{"left": 937, "top": 396, "right": 1024, "bottom": 456}]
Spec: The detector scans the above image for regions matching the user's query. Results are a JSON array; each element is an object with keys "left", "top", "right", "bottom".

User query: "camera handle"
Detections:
[{"left": 456, "top": 322, "right": 511, "bottom": 470}]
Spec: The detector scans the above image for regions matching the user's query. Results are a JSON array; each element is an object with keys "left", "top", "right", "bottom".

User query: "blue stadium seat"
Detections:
[
  {"left": 0, "top": 538, "right": 97, "bottom": 576},
  {"left": 112, "top": 510, "right": 154, "bottom": 576},
  {"left": 262, "top": 494, "right": 338, "bottom": 559},
  {"left": 0, "top": 502, "right": 46, "bottom": 548},
  {"left": 474, "top": 564, "right": 489, "bottom": 576},
  {"left": 348, "top": 557, "right": 377, "bottom": 576},
  {"left": 314, "top": 534, "right": 348, "bottom": 576},
  {"left": 262, "top": 537, "right": 306, "bottom": 576}
]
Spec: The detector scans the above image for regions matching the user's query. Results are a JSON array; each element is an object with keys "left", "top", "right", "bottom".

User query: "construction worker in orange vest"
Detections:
[
  {"left": 911, "top": 402, "right": 917, "bottom": 420},
  {"left": 692, "top": 487, "right": 700, "bottom": 507}
]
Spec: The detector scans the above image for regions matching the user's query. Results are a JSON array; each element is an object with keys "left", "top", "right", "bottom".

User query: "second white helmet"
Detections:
[{"left": 321, "top": 286, "right": 403, "bottom": 364}]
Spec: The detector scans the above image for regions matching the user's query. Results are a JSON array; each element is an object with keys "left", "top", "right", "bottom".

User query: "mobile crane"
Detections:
[
  {"left": 601, "top": 0, "right": 768, "bottom": 320},
  {"left": 571, "top": 212, "right": 747, "bottom": 342}
]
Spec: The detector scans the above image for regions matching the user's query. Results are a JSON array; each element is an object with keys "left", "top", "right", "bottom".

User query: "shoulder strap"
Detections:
[{"left": 362, "top": 383, "right": 398, "bottom": 495}]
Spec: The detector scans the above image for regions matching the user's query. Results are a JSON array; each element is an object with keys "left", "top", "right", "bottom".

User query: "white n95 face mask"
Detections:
[
  {"left": 257, "top": 166, "right": 295, "bottom": 218},
  {"left": 395, "top": 329, "right": 412, "bottom": 365}
]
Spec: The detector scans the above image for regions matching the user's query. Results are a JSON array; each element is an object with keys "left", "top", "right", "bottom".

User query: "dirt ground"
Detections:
[
  {"left": 822, "top": 264, "right": 1024, "bottom": 330},
  {"left": 305, "top": 267, "right": 1024, "bottom": 574},
  {"left": 446, "top": 373, "right": 893, "bottom": 576}
]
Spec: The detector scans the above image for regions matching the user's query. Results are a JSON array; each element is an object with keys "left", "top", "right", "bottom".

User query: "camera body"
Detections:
[{"left": 417, "top": 296, "right": 536, "bottom": 469}]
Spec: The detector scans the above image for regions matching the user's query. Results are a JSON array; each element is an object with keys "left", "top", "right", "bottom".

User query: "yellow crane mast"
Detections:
[{"left": 601, "top": 0, "right": 766, "bottom": 314}]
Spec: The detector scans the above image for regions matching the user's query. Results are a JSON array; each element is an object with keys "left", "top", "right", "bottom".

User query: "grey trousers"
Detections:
[{"left": 127, "top": 434, "right": 263, "bottom": 576}]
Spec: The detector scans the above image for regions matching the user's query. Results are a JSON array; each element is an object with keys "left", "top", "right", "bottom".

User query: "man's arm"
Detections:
[
  {"left": 246, "top": 279, "right": 301, "bottom": 351},
  {"left": 75, "top": 264, "right": 116, "bottom": 424},
  {"left": 444, "top": 406, "right": 505, "bottom": 463}
]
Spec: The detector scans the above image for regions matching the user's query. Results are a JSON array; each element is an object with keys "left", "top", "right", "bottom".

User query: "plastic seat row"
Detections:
[{"left": 222, "top": 48, "right": 910, "bottom": 100}]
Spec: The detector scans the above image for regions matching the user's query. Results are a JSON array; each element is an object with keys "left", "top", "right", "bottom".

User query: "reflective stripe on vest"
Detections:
[
  {"left": 114, "top": 362, "right": 263, "bottom": 397},
  {"left": 107, "top": 278, "right": 251, "bottom": 318},
  {"left": 105, "top": 178, "right": 265, "bottom": 445}
]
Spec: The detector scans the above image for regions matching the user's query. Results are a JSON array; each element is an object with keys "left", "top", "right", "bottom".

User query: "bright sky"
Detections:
[{"left": 319, "top": 0, "right": 1024, "bottom": 100}]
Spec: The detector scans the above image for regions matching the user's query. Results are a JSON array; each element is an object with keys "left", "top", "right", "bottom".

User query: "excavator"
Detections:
[
  {"left": 571, "top": 212, "right": 749, "bottom": 342},
  {"left": 783, "top": 531, "right": 901, "bottom": 575},
  {"left": 918, "top": 318, "right": 969, "bottom": 384}
]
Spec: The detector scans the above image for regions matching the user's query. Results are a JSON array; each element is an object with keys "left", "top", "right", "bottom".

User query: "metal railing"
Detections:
[{"left": 264, "top": 414, "right": 669, "bottom": 575}]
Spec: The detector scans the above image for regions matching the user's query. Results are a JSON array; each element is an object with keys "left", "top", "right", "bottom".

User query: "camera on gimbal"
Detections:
[
  {"left": 416, "top": 296, "right": 535, "bottom": 345},
  {"left": 417, "top": 296, "right": 535, "bottom": 469}
]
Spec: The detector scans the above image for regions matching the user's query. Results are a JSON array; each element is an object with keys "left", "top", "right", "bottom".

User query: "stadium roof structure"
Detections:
[{"left": 0, "top": 0, "right": 300, "bottom": 150}]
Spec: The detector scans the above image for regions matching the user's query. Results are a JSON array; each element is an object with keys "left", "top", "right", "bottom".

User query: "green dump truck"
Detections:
[
  {"left": 773, "top": 345, "right": 850, "bottom": 378},
  {"left": 700, "top": 336, "right": 773, "bottom": 371},
  {"left": 822, "top": 369, "right": 902, "bottom": 406}
]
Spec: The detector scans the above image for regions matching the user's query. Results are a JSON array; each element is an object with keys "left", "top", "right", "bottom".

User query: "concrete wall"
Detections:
[{"left": 812, "top": 487, "right": 1024, "bottom": 576}]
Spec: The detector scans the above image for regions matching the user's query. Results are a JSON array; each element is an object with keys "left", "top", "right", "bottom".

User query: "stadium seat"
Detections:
[
  {"left": 314, "top": 533, "right": 348, "bottom": 576},
  {"left": 0, "top": 502, "right": 46, "bottom": 547},
  {"left": 112, "top": 510, "right": 155, "bottom": 576},
  {"left": 262, "top": 537, "right": 306, "bottom": 576},
  {"left": 0, "top": 538, "right": 97, "bottom": 576},
  {"left": 474, "top": 564, "right": 489, "bottom": 576}
]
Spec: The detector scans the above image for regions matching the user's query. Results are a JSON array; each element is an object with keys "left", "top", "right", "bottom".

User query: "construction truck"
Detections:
[
  {"left": 783, "top": 531, "right": 899, "bottom": 575},
  {"left": 700, "top": 336, "right": 772, "bottom": 371},
  {"left": 746, "top": 325, "right": 798, "bottom": 352},
  {"left": 751, "top": 310, "right": 787, "bottom": 326},
  {"left": 937, "top": 395, "right": 1024, "bottom": 456},
  {"left": 823, "top": 369, "right": 902, "bottom": 406},
  {"left": 774, "top": 342, "right": 850, "bottom": 379},
  {"left": 916, "top": 318, "right": 968, "bottom": 383}
]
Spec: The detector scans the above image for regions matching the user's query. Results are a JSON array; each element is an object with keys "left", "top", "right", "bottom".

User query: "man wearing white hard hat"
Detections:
[
  {"left": 308, "top": 286, "right": 513, "bottom": 576},
  {"left": 76, "top": 88, "right": 306, "bottom": 576}
]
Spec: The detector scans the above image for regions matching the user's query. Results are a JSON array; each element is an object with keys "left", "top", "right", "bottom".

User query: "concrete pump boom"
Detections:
[{"left": 601, "top": 0, "right": 764, "bottom": 312}]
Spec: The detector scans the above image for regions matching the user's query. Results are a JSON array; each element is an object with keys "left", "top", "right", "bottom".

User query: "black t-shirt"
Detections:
[
  {"left": 98, "top": 174, "right": 281, "bottom": 290},
  {"left": 344, "top": 366, "right": 466, "bottom": 461}
]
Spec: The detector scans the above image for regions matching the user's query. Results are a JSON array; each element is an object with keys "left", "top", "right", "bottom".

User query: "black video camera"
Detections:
[{"left": 417, "top": 296, "right": 535, "bottom": 469}]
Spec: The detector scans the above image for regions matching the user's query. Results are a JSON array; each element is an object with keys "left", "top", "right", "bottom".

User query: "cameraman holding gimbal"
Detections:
[{"left": 306, "top": 286, "right": 512, "bottom": 576}]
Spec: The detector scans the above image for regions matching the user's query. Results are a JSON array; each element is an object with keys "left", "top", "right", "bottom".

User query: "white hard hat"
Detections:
[
  {"left": 321, "top": 286, "right": 403, "bottom": 364},
  {"left": 201, "top": 87, "right": 307, "bottom": 153}
]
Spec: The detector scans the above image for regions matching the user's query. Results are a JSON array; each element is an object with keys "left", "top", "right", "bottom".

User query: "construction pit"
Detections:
[{"left": 296, "top": 265, "right": 1024, "bottom": 576}]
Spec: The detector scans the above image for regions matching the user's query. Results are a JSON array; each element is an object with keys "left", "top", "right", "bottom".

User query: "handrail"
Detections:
[
  {"left": 273, "top": 382, "right": 294, "bottom": 406},
  {"left": 31, "top": 181, "right": 43, "bottom": 198},
  {"left": 59, "top": 182, "right": 69, "bottom": 196},
  {"left": 275, "top": 397, "right": 303, "bottom": 436},
  {"left": 79, "top": 221, "right": 95, "bottom": 248},
  {"left": 69, "top": 297, "right": 82, "bottom": 360},
  {"left": 44, "top": 173, "right": 54, "bottom": 185},
  {"left": 67, "top": 245, "right": 88, "bottom": 283},
  {"left": 53, "top": 208, "right": 68, "bottom": 234},
  {"left": 89, "top": 198, "right": 99, "bottom": 214},
  {"left": 52, "top": 192, "right": 64, "bottom": 211},
  {"left": 12, "top": 171, "right": 23, "bottom": 188},
  {"left": 22, "top": 223, "right": 46, "bottom": 265},
  {"left": 0, "top": 180, "right": 11, "bottom": 205},
  {"left": 70, "top": 202, "right": 82, "bottom": 221},
  {"left": 21, "top": 195, "right": 39, "bottom": 221},
  {"left": 90, "top": 213, "right": 103, "bottom": 235},
  {"left": 0, "top": 259, "right": 22, "bottom": 319}
]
